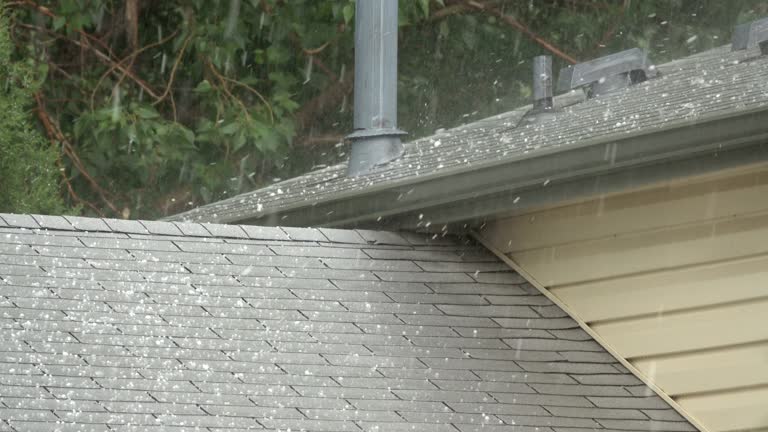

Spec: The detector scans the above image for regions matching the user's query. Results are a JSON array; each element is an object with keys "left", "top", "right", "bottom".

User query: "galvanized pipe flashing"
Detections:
[{"left": 347, "top": 0, "right": 406, "bottom": 177}]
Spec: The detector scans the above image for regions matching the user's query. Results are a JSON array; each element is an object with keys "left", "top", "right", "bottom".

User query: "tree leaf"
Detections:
[
  {"left": 342, "top": 3, "right": 354, "bottom": 24},
  {"left": 418, "top": 0, "right": 429, "bottom": 18},
  {"left": 180, "top": 126, "right": 196, "bottom": 146},
  {"left": 52, "top": 16, "right": 67, "bottom": 31},
  {"left": 220, "top": 122, "right": 239, "bottom": 135},
  {"left": 193, "top": 80, "right": 212, "bottom": 93},
  {"left": 439, "top": 21, "right": 449, "bottom": 39},
  {"left": 136, "top": 106, "right": 160, "bottom": 119},
  {"left": 233, "top": 131, "right": 247, "bottom": 152}
]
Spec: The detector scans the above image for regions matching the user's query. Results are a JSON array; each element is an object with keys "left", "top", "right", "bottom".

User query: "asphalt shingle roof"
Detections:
[
  {"left": 168, "top": 44, "right": 768, "bottom": 226},
  {"left": 0, "top": 214, "right": 695, "bottom": 431}
]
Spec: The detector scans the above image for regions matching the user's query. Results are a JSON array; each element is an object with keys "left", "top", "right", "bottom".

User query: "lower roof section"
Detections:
[{"left": 0, "top": 214, "right": 695, "bottom": 431}]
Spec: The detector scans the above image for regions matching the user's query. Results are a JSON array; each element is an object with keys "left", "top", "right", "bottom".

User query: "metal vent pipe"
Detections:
[
  {"left": 532, "top": 56, "right": 553, "bottom": 112},
  {"left": 346, "top": 0, "right": 406, "bottom": 177}
]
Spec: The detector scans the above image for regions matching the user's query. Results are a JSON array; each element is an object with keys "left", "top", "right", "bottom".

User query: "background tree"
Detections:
[
  {"left": 0, "top": 1, "right": 67, "bottom": 214},
  {"left": 4, "top": 0, "right": 767, "bottom": 218}
]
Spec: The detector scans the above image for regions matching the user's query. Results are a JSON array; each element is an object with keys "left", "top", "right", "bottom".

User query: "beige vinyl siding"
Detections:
[
  {"left": 591, "top": 299, "right": 768, "bottom": 357},
  {"left": 549, "top": 255, "right": 768, "bottom": 322},
  {"left": 480, "top": 163, "right": 768, "bottom": 432},
  {"left": 633, "top": 342, "right": 768, "bottom": 396},
  {"left": 492, "top": 166, "right": 768, "bottom": 254},
  {"left": 677, "top": 387, "right": 768, "bottom": 432}
]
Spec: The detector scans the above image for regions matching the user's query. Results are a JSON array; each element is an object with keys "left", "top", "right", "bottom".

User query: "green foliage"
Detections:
[
  {"left": 0, "top": 3, "right": 67, "bottom": 214},
  {"left": 4, "top": 0, "right": 767, "bottom": 218}
]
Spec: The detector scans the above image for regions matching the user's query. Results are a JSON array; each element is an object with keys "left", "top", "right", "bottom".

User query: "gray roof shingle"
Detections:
[
  {"left": 0, "top": 214, "right": 696, "bottom": 431},
  {"left": 168, "top": 45, "right": 768, "bottom": 228}
]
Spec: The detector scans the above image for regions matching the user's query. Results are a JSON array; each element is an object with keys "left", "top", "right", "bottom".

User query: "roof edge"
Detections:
[
  {"left": 164, "top": 90, "right": 589, "bottom": 226},
  {"left": 221, "top": 106, "right": 768, "bottom": 231}
]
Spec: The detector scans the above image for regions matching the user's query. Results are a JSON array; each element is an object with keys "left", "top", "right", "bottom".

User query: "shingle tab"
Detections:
[
  {"left": 240, "top": 224, "right": 290, "bottom": 240},
  {"left": 321, "top": 257, "right": 421, "bottom": 271},
  {"left": 281, "top": 226, "right": 328, "bottom": 242},
  {"left": 597, "top": 419, "right": 698, "bottom": 431},
  {"left": 644, "top": 409, "right": 691, "bottom": 422},
  {"left": 356, "top": 229, "right": 410, "bottom": 245},
  {"left": 140, "top": 220, "right": 183, "bottom": 236},
  {"left": 32, "top": 214, "right": 75, "bottom": 230},
  {"left": 63, "top": 215, "right": 111, "bottom": 231},
  {"left": 103, "top": 218, "right": 149, "bottom": 234},
  {"left": 0, "top": 214, "right": 39, "bottom": 229},
  {"left": 201, "top": 222, "right": 249, "bottom": 238},
  {"left": 449, "top": 402, "right": 549, "bottom": 416},
  {"left": 172, "top": 221, "right": 211, "bottom": 236},
  {"left": 0, "top": 214, "right": 693, "bottom": 431},
  {"left": 271, "top": 245, "right": 366, "bottom": 258},
  {"left": 319, "top": 227, "right": 367, "bottom": 244}
]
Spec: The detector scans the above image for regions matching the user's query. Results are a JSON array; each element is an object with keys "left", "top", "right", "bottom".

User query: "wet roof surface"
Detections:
[
  {"left": 169, "top": 45, "right": 768, "bottom": 226},
  {"left": 0, "top": 213, "right": 694, "bottom": 431}
]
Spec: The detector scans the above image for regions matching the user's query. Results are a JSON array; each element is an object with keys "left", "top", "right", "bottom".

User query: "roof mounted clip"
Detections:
[
  {"left": 557, "top": 48, "right": 656, "bottom": 99},
  {"left": 732, "top": 16, "right": 768, "bottom": 55}
]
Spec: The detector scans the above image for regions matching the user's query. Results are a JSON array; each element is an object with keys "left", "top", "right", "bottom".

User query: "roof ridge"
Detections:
[{"left": 0, "top": 213, "right": 432, "bottom": 246}]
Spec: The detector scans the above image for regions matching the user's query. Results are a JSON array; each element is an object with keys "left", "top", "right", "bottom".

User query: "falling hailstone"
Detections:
[
  {"left": 304, "top": 56, "right": 314, "bottom": 84},
  {"left": 111, "top": 85, "right": 121, "bottom": 122}
]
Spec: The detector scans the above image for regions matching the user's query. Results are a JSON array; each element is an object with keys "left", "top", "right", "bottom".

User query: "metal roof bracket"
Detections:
[
  {"left": 732, "top": 16, "right": 768, "bottom": 55},
  {"left": 557, "top": 48, "right": 656, "bottom": 99}
]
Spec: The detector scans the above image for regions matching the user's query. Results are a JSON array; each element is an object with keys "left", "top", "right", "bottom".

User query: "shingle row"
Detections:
[{"left": 0, "top": 214, "right": 449, "bottom": 247}]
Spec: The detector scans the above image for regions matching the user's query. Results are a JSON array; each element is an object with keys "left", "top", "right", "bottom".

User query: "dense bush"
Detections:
[{"left": 0, "top": 3, "right": 67, "bottom": 214}]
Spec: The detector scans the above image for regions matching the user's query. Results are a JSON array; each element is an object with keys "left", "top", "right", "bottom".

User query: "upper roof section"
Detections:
[
  {"left": 0, "top": 213, "right": 696, "bottom": 431},
  {"left": 169, "top": 43, "right": 768, "bottom": 231}
]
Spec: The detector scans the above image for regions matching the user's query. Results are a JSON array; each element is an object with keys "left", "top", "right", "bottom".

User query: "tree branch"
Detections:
[
  {"left": 90, "top": 28, "right": 180, "bottom": 109},
  {"left": 429, "top": 0, "right": 502, "bottom": 21},
  {"left": 206, "top": 60, "right": 274, "bottom": 124},
  {"left": 124, "top": 0, "right": 140, "bottom": 51},
  {"left": 296, "top": 133, "right": 344, "bottom": 147},
  {"left": 56, "top": 156, "right": 105, "bottom": 216},
  {"left": 152, "top": 32, "right": 193, "bottom": 107},
  {"left": 15, "top": 20, "right": 162, "bottom": 100},
  {"left": 466, "top": 1, "right": 578, "bottom": 64},
  {"left": 34, "top": 92, "right": 120, "bottom": 215},
  {"left": 288, "top": 32, "right": 340, "bottom": 82}
]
